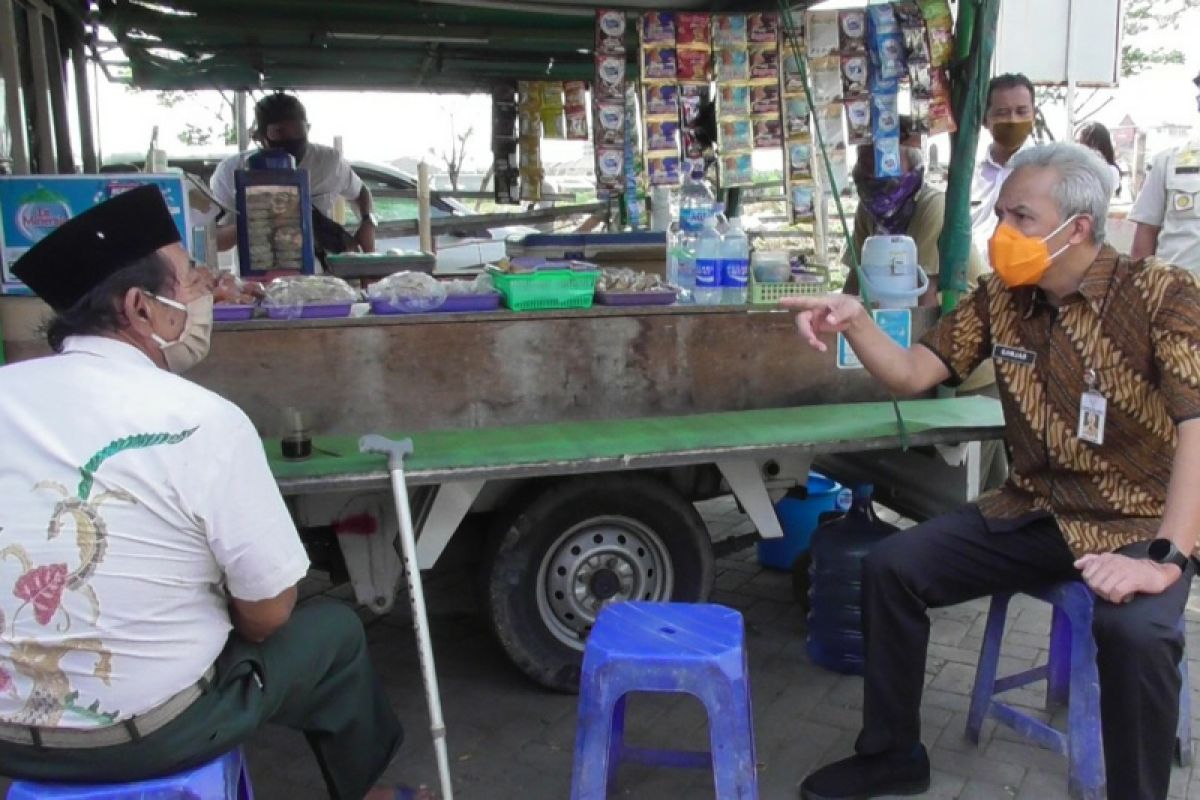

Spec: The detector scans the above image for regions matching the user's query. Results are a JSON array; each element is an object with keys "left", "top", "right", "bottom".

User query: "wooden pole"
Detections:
[
  {"left": 0, "top": 0, "right": 29, "bottom": 173},
  {"left": 418, "top": 162, "right": 434, "bottom": 254}
]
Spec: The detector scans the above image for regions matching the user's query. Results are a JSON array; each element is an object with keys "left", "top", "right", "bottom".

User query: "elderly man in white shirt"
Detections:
[
  {"left": 210, "top": 92, "right": 378, "bottom": 254},
  {"left": 970, "top": 73, "right": 1037, "bottom": 260},
  {"left": 0, "top": 186, "right": 427, "bottom": 800}
]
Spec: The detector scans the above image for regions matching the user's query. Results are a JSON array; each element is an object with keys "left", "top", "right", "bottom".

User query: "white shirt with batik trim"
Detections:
[{"left": 0, "top": 337, "right": 309, "bottom": 728}]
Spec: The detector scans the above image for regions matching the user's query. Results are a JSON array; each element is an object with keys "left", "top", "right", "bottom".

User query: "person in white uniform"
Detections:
[
  {"left": 1129, "top": 71, "right": 1200, "bottom": 271},
  {"left": 0, "top": 186, "right": 428, "bottom": 800},
  {"left": 970, "top": 73, "right": 1037, "bottom": 260},
  {"left": 210, "top": 92, "right": 378, "bottom": 253}
]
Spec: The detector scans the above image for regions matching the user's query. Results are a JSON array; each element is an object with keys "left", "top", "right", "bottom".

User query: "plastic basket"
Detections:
[
  {"left": 749, "top": 264, "right": 831, "bottom": 306},
  {"left": 491, "top": 269, "right": 600, "bottom": 311}
]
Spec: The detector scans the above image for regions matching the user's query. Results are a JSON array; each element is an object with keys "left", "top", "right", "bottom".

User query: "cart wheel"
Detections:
[
  {"left": 484, "top": 473, "right": 715, "bottom": 692},
  {"left": 792, "top": 551, "right": 813, "bottom": 612}
]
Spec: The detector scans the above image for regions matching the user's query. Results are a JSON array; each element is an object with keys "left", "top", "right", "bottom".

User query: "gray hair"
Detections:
[{"left": 1008, "top": 143, "right": 1113, "bottom": 243}]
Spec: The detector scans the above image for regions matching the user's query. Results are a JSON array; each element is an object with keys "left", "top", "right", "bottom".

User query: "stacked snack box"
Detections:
[
  {"left": 640, "top": 11, "right": 682, "bottom": 187},
  {"left": 594, "top": 9, "right": 629, "bottom": 196},
  {"left": 675, "top": 12, "right": 712, "bottom": 180},
  {"left": 779, "top": 11, "right": 817, "bottom": 223},
  {"left": 713, "top": 14, "right": 753, "bottom": 187},
  {"left": 518, "top": 82, "right": 544, "bottom": 201}
]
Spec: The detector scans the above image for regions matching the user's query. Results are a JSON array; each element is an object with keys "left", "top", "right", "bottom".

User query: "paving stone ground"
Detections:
[{"left": 6, "top": 497, "right": 1198, "bottom": 799}]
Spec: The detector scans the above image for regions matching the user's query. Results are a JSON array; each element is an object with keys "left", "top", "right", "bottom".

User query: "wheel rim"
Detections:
[{"left": 535, "top": 515, "right": 675, "bottom": 650}]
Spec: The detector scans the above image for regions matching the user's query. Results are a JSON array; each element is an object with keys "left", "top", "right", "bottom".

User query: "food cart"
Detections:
[{"left": 0, "top": 0, "right": 1006, "bottom": 691}]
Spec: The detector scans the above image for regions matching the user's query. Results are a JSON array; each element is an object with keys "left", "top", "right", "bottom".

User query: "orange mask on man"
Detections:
[{"left": 988, "top": 215, "right": 1079, "bottom": 288}]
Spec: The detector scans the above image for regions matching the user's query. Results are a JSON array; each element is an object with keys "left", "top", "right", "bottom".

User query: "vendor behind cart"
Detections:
[{"left": 210, "top": 92, "right": 378, "bottom": 255}]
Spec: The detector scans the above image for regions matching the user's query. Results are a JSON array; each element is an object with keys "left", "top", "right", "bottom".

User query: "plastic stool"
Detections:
[
  {"left": 570, "top": 602, "right": 757, "bottom": 800},
  {"left": 7, "top": 747, "right": 253, "bottom": 799},
  {"left": 966, "top": 582, "right": 1191, "bottom": 800}
]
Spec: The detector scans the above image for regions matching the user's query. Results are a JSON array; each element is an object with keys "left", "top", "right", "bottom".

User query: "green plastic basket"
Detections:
[
  {"left": 492, "top": 269, "right": 600, "bottom": 311},
  {"left": 749, "top": 264, "right": 831, "bottom": 306}
]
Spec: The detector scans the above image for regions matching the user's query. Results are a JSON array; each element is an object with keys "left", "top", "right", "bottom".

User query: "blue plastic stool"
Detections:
[
  {"left": 7, "top": 747, "right": 253, "bottom": 799},
  {"left": 570, "top": 602, "right": 757, "bottom": 800},
  {"left": 966, "top": 582, "right": 1191, "bottom": 800}
]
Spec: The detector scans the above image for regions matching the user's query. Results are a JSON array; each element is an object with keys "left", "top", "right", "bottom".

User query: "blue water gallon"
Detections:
[
  {"left": 757, "top": 472, "right": 850, "bottom": 570},
  {"left": 806, "top": 484, "right": 899, "bottom": 675}
]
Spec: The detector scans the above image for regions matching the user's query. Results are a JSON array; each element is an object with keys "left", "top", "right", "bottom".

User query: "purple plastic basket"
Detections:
[
  {"left": 266, "top": 303, "right": 353, "bottom": 320},
  {"left": 593, "top": 289, "right": 678, "bottom": 306},
  {"left": 213, "top": 304, "right": 256, "bottom": 321},
  {"left": 370, "top": 293, "right": 501, "bottom": 315}
]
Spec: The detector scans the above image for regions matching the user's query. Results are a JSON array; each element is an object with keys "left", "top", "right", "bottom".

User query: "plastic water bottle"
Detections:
[
  {"left": 694, "top": 215, "right": 723, "bottom": 306},
  {"left": 679, "top": 168, "right": 714, "bottom": 234},
  {"left": 719, "top": 217, "right": 750, "bottom": 305},
  {"left": 667, "top": 223, "right": 695, "bottom": 304}
]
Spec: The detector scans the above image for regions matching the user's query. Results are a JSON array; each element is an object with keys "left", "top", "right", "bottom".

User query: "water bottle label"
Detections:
[
  {"left": 695, "top": 258, "right": 720, "bottom": 287},
  {"left": 721, "top": 258, "right": 749, "bottom": 287},
  {"left": 680, "top": 206, "right": 707, "bottom": 233}
]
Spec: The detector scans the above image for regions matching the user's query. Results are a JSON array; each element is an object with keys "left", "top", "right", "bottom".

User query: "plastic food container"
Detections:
[
  {"left": 213, "top": 304, "right": 256, "bottom": 322},
  {"left": 266, "top": 303, "right": 353, "bottom": 320},
  {"left": 751, "top": 252, "right": 792, "bottom": 284},
  {"left": 371, "top": 293, "right": 502, "bottom": 315},
  {"left": 593, "top": 289, "right": 678, "bottom": 306}
]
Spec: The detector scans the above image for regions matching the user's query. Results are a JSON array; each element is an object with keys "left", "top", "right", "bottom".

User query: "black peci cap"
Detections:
[{"left": 11, "top": 184, "right": 181, "bottom": 312}]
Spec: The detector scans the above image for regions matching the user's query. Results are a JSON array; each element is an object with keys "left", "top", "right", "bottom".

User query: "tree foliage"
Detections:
[{"left": 1121, "top": 0, "right": 1199, "bottom": 78}]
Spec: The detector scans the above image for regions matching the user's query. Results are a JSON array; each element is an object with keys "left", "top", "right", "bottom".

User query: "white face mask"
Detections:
[{"left": 146, "top": 292, "right": 213, "bottom": 373}]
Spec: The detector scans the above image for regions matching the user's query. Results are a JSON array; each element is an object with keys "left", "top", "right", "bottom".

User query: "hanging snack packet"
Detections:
[
  {"left": 720, "top": 152, "right": 755, "bottom": 187},
  {"left": 749, "top": 46, "right": 780, "bottom": 81},
  {"left": 874, "top": 136, "right": 902, "bottom": 178},
  {"left": 810, "top": 56, "right": 843, "bottom": 104},
  {"left": 841, "top": 53, "right": 869, "bottom": 97},
  {"left": 565, "top": 80, "right": 588, "bottom": 109},
  {"left": 751, "top": 84, "right": 781, "bottom": 116},
  {"left": 566, "top": 111, "right": 589, "bottom": 141},
  {"left": 875, "top": 33, "right": 906, "bottom": 82},
  {"left": 642, "top": 11, "right": 675, "bottom": 45},
  {"left": 902, "top": 25, "right": 931, "bottom": 64},
  {"left": 680, "top": 84, "right": 707, "bottom": 125},
  {"left": 892, "top": 2, "right": 924, "bottom": 26},
  {"left": 753, "top": 117, "right": 783, "bottom": 149},
  {"left": 596, "top": 147, "right": 625, "bottom": 190},
  {"left": 791, "top": 182, "right": 816, "bottom": 221},
  {"left": 816, "top": 102, "right": 846, "bottom": 149},
  {"left": 644, "top": 83, "right": 679, "bottom": 117},
  {"left": 717, "top": 48, "right": 751, "bottom": 81},
  {"left": 845, "top": 97, "right": 872, "bottom": 146},
  {"left": 677, "top": 48, "right": 712, "bottom": 82},
  {"left": 595, "top": 54, "right": 626, "bottom": 100},
  {"left": 784, "top": 96, "right": 812, "bottom": 138},
  {"left": 927, "top": 23, "right": 954, "bottom": 67},
  {"left": 827, "top": 148, "right": 851, "bottom": 195},
  {"left": 647, "top": 154, "right": 682, "bottom": 186},
  {"left": 720, "top": 119, "right": 754, "bottom": 152},
  {"left": 789, "top": 139, "right": 814, "bottom": 180},
  {"left": 866, "top": 4, "right": 899, "bottom": 36},
  {"left": 782, "top": 45, "right": 806, "bottom": 93},
  {"left": 646, "top": 120, "right": 680, "bottom": 152},
  {"left": 748, "top": 12, "right": 779, "bottom": 44},
  {"left": 713, "top": 13, "right": 748, "bottom": 47},
  {"left": 839, "top": 9, "right": 867, "bottom": 52},
  {"left": 596, "top": 9, "right": 627, "bottom": 55},
  {"left": 676, "top": 12, "right": 710, "bottom": 46},
  {"left": 806, "top": 10, "right": 839, "bottom": 58},
  {"left": 719, "top": 83, "right": 751, "bottom": 118},
  {"left": 643, "top": 47, "right": 677, "bottom": 80},
  {"left": 909, "top": 61, "right": 933, "bottom": 98},
  {"left": 871, "top": 90, "right": 900, "bottom": 138},
  {"left": 910, "top": 98, "right": 932, "bottom": 135},
  {"left": 594, "top": 101, "right": 626, "bottom": 145},
  {"left": 928, "top": 96, "right": 957, "bottom": 136}
]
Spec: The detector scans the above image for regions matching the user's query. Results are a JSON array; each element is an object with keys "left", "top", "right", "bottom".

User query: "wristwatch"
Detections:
[{"left": 1148, "top": 538, "right": 1190, "bottom": 571}]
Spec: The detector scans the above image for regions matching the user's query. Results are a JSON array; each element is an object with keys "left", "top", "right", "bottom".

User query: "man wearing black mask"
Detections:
[{"left": 210, "top": 92, "right": 377, "bottom": 254}]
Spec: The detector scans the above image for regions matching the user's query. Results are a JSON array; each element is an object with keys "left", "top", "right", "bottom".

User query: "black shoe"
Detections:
[{"left": 798, "top": 745, "right": 931, "bottom": 800}]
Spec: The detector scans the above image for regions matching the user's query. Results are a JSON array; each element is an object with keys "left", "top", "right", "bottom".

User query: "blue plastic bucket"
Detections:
[{"left": 756, "top": 472, "right": 849, "bottom": 570}]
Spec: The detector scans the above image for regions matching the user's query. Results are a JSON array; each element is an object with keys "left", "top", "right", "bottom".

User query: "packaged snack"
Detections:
[
  {"left": 721, "top": 119, "right": 754, "bottom": 152},
  {"left": 683, "top": 156, "right": 706, "bottom": 178},
  {"left": 874, "top": 33, "right": 906, "bottom": 82},
  {"left": 680, "top": 84, "right": 707, "bottom": 124},
  {"left": 646, "top": 120, "right": 680, "bottom": 151},
  {"left": 643, "top": 47, "right": 677, "bottom": 80},
  {"left": 874, "top": 136, "right": 902, "bottom": 178},
  {"left": 817, "top": 103, "right": 846, "bottom": 148},
  {"left": 892, "top": 2, "right": 924, "bottom": 26},
  {"left": 791, "top": 182, "right": 816, "bottom": 220},
  {"left": 927, "top": 23, "right": 954, "bottom": 66},
  {"left": 519, "top": 146, "right": 542, "bottom": 170},
  {"left": 930, "top": 66, "right": 952, "bottom": 98},
  {"left": 841, "top": 54, "right": 869, "bottom": 96},
  {"left": 910, "top": 98, "right": 931, "bottom": 135},
  {"left": 828, "top": 148, "right": 850, "bottom": 195},
  {"left": 596, "top": 147, "right": 625, "bottom": 185},
  {"left": 753, "top": 117, "right": 783, "bottom": 149},
  {"left": 749, "top": 46, "right": 779, "bottom": 81},
  {"left": 717, "top": 47, "right": 751, "bottom": 81},
  {"left": 719, "top": 84, "right": 751, "bottom": 118},
  {"left": 866, "top": 4, "right": 899, "bottom": 36},
  {"left": 647, "top": 154, "right": 682, "bottom": 186},
  {"left": 566, "top": 110, "right": 589, "bottom": 141},
  {"left": 713, "top": 14, "right": 748, "bottom": 47},
  {"left": 542, "top": 111, "right": 566, "bottom": 139},
  {"left": 806, "top": 10, "right": 839, "bottom": 58},
  {"left": 839, "top": 10, "right": 867, "bottom": 52},
  {"left": 845, "top": 97, "right": 872, "bottom": 146},
  {"left": 641, "top": 11, "right": 675, "bottom": 45},
  {"left": 748, "top": 12, "right": 779, "bottom": 43},
  {"left": 644, "top": 83, "right": 679, "bottom": 117},
  {"left": 595, "top": 55, "right": 626, "bottom": 99},
  {"left": 594, "top": 101, "right": 626, "bottom": 145},
  {"left": 784, "top": 97, "right": 812, "bottom": 138},
  {"left": 542, "top": 82, "right": 564, "bottom": 109},
  {"left": 720, "top": 152, "right": 755, "bottom": 187},
  {"left": 677, "top": 48, "right": 712, "bottom": 82},
  {"left": 909, "top": 60, "right": 933, "bottom": 97},
  {"left": 871, "top": 91, "right": 900, "bottom": 137},
  {"left": 810, "top": 56, "right": 843, "bottom": 104},
  {"left": 902, "top": 25, "right": 931, "bottom": 64},
  {"left": 682, "top": 128, "right": 703, "bottom": 158},
  {"left": 519, "top": 114, "right": 541, "bottom": 138},
  {"left": 788, "top": 140, "right": 814, "bottom": 179},
  {"left": 781, "top": 46, "right": 805, "bottom": 94},
  {"left": 676, "top": 12, "right": 711, "bottom": 46},
  {"left": 750, "top": 84, "right": 781, "bottom": 116},
  {"left": 918, "top": 0, "right": 953, "bottom": 24},
  {"left": 564, "top": 81, "right": 588, "bottom": 109},
  {"left": 518, "top": 81, "right": 541, "bottom": 111},
  {"left": 928, "top": 96, "right": 957, "bottom": 135},
  {"left": 596, "top": 10, "right": 627, "bottom": 55}
]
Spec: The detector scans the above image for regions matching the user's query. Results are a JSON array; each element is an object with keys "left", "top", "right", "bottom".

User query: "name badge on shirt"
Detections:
[
  {"left": 993, "top": 344, "right": 1037, "bottom": 366},
  {"left": 1078, "top": 390, "right": 1107, "bottom": 446}
]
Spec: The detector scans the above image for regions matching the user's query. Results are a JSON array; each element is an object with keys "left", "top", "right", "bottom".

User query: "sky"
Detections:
[{"left": 88, "top": 4, "right": 1199, "bottom": 171}]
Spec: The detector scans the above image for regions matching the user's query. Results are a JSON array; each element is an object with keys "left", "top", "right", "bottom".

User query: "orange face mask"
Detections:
[{"left": 988, "top": 215, "right": 1079, "bottom": 288}]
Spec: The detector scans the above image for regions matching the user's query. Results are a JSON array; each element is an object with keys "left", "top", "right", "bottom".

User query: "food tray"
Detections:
[
  {"left": 370, "top": 293, "right": 502, "bottom": 315},
  {"left": 491, "top": 269, "right": 600, "bottom": 311},
  {"left": 213, "top": 304, "right": 256, "bottom": 321},
  {"left": 325, "top": 252, "right": 436, "bottom": 279},
  {"left": 594, "top": 289, "right": 678, "bottom": 306},
  {"left": 749, "top": 266, "right": 831, "bottom": 306},
  {"left": 266, "top": 303, "right": 353, "bottom": 320}
]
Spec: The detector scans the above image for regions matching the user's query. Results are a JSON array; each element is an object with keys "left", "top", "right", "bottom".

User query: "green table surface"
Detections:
[{"left": 267, "top": 397, "right": 1003, "bottom": 489}]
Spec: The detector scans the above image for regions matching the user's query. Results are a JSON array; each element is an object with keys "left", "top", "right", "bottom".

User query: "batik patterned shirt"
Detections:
[{"left": 920, "top": 245, "right": 1200, "bottom": 556}]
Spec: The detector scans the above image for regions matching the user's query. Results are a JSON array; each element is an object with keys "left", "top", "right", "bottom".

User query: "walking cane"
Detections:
[{"left": 359, "top": 436, "right": 454, "bottom": 800}]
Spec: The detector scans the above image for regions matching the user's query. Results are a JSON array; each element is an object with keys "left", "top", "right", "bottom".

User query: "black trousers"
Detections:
[
  {"left": 854, "top": 505, "right": 1193, "bottom": 800},
  {"left": 0, "top": 600, "right": 404, "bottom": 800}
]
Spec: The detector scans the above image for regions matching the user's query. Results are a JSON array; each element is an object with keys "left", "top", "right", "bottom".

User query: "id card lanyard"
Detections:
[{"left": 1077, "top": 276, "right": 1118, "bottom": 446}]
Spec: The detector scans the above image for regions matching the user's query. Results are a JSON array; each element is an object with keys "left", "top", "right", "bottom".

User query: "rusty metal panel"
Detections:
[{"left": 184, "top": 306, "right": 938, "bottom": 437}]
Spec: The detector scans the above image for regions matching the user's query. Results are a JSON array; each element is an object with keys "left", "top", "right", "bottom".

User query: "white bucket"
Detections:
[{"left": 860, "top": 235, "right": 929, "bottom": 309}]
